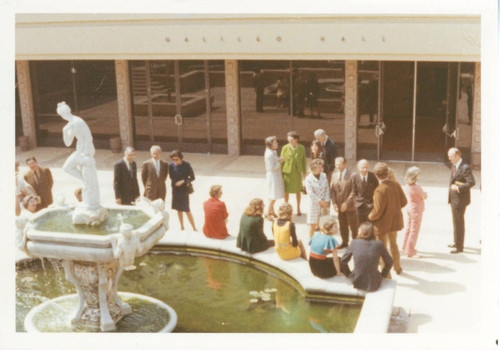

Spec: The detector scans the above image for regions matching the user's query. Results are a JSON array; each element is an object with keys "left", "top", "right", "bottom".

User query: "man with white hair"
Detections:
[
  {"left": 447, "top": 147, "right": 475, "bottom": 254},
  {"left": 348, "top": 159, "right": 378, "bottom": 228},
  {"left": 113, "top": 147, "right": 140, "bottom": 205},
  {"left": 314, "top": 129, "right": 337, "bottom": 182},
  {"left": 141, "top": 145, "right": 169, "bottom": 201}
]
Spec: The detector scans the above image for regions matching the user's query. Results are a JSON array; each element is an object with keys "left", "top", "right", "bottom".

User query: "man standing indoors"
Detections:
[
  {"left": 23, "top": 156, "right": 54, "bottom": 211},
  {"left": 141, "top": 145, "right": 169, "bottom": 201},
  {"left": 113, "top": 147, "right": 140, "bottom": 205},
  {"left": 348, "top": 159, "right": 378, "bottom": 227},
  {"left": 447, "top": 147, "right": 475, "bottom": 254},
  {"left": 330, "top": 156, "right": 357, "bottom": 249},
  {"left": 314, "top": 129, "right": 337, "bottom": 183},
  {"left": 368, "top": 162, "right": 407, "bottom": 276}
]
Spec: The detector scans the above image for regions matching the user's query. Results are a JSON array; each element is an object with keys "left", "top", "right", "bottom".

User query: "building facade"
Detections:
[{"left": 15, "top": 14, "right": 481, "bottom": 166}]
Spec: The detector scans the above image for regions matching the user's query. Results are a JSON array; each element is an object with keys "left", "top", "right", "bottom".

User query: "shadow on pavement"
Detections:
[
  {"left": 417, "top": 251, "right": 479, "bottom": 263},
  {"left": 397, "top": 272, "right": 466, "bottom": 296},
  {"left": 400, "top": 258, "right": 455, "bottom": 274}
]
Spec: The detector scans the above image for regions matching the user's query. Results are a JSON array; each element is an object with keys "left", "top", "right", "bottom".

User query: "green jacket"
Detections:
[{"left": 280, "top": 143, "right": 307, "bottom": 175}]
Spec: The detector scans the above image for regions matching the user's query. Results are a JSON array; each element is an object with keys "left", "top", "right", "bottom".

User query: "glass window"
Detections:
[
  {"left": 291, "top": 60, "right": 346, "bottom": 156},
  {"left": 240, "top": 60, "right": 291, "bottom": 155},
  {"left": 31, "top": 60, "right": 119, "bottom": 148},
  {"left": 357, "top": 61, "right": 380, "bottom": 160}
]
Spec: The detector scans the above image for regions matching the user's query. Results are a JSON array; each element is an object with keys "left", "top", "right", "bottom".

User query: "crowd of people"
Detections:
[{"left": 15, "top": 131, "right": 475, "bottom": 292}]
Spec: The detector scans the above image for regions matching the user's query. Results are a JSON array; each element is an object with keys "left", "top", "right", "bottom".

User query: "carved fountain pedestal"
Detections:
[{"left": 17, "top": 200, "right": 174, "bottom": 332}]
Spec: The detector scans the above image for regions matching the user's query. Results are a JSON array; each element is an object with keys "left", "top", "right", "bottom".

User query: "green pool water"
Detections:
[
  {"left": 33, "top": 208, "right": 151, "bottom": 235},
  {"left": 16, "top": 252, "right": 362, "bottom": 333}
]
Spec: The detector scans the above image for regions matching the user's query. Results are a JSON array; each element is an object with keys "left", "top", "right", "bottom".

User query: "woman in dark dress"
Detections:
[
  {"left": 340, "top": 222, "right": 393, "bottom": 292},
  {"left": 237, "top": 198, "right": 274, "bottom": 253},
  {"left": 169, "top": 150, "right": 197, "bottom": 231}
]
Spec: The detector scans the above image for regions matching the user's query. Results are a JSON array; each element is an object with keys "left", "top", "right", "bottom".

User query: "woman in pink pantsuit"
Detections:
[{"left": 402, "top": 167, "right": 427, "bottom": 258}]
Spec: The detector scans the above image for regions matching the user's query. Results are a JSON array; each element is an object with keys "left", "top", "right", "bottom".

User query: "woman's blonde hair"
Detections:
[
  {"left": 209, "top": 185, "right": 222, "bottom": 198},
  {"left": 405, "top": 166, "right": 421, "bottom": 184},
  {"left": 244, "top": 198, "right": 264, "bottom": 216},
  {"left": 278, "top": 202, "right": 293, "bottom": 221},
  {"left": 319, "top": 215, "right": 338, "bottom": 235}
]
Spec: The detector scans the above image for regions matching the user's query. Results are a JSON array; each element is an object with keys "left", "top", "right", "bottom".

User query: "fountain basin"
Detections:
[
  {"left": 24, "top": 292, "right": 177, "bottom": 333},
  {"left": 16, "top": 201, "right": 170, "bottom": 332}
]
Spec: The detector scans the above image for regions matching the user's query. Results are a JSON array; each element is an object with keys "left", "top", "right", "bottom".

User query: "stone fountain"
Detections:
[{"left": 15, "top": 102, "right": 176, "bottom": 332}]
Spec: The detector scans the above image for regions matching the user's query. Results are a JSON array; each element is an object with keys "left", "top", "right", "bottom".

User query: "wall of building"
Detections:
[{"left": 16, "top": 15, "right": 480, "bottom": 62}]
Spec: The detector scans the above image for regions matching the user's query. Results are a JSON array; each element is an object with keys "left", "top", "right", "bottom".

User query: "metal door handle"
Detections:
[
  {"left": 375, "top": 121, "right": 386, "bottom": 138},
  {"left": 175, "top": 114, "right": 183, "bottom": 126}
]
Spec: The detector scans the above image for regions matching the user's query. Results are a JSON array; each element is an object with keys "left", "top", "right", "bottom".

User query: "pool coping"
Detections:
[{"left": 15, "top": 229, "right": 396, "bottom": 333}]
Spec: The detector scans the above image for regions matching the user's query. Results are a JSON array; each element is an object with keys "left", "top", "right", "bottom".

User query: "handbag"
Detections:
[{"left": 186, "top": 179, "right": 194, "bottom": 194}]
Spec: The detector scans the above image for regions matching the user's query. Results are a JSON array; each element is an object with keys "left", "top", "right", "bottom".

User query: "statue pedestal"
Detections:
[{"left": 63, "top": 260, "right": 131, "bottom": 331}]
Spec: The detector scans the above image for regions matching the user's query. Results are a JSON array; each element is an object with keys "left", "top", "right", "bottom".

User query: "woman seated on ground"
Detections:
[
  {"left": 273, "top": 202, "right": 307, "bottom": 260},
  {"left": 308, "top": 215, "right": 344, "bottom": 278},
  {"left": 203, "top": 185, "right": 229, "bottom": 239},
  {"left": 237, "top": 198, "right": 275, "bottom": 253},
  {"left": 21, "top": 195, "right": 41, "bottom": 216},
  {"left": 340, "top": 222, "right": 393, "bottom": 292}
]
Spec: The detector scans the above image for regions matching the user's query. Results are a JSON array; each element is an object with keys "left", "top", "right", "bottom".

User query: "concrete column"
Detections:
[
  {"left": 16, "top": 61, "right": 37, "bottom": 149},
  {"left": 224, "top": 60, "right": 241, "bottom": 156},
  {"left": 114, "top": 60, "right": 134, "bottom": 150},
  {"left": 344, "top": 61, "right": 358, "bottom": 162},
  {"left": 470, "top": 62, "right": 481, "bottom": 168}
]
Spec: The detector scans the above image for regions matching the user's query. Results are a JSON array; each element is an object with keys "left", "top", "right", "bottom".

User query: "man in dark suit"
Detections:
[
  {"left": 24, "top": 156, "right": 53, "bottom": 211},
  {"left": 314, "top": 128, "right": 337, "bottom": 183},
  {"left": 141, "top": 145, "right": 169, "bottom": 201},
  {"left": 348, "top": 159, "right": 378, "bottom": 228},
  {"left": 114, "top": 147, "right": 140, "bottom": 205},
  {"left": 331, "top": 157, "right": 357, "bottom": 249},
  {"left": 368, "top": 162, "right": 407, "bottom": 276},
  {"left": 447, "top": 147, "right": 475, "bottom": 254}
]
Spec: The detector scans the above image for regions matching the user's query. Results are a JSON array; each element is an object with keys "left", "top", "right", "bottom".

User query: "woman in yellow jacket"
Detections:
[{"left": 273, "top": 203, "right": 307, "bottom": 260}]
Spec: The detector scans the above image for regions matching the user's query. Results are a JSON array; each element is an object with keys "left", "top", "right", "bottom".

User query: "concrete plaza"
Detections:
[{"left": 15, "top": 146, "right": 482, "bottom": 333}]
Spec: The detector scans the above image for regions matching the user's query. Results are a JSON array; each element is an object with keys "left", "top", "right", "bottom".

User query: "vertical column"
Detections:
[
  {"left": 115, "top": 60, "right": 134, "bottom": 150},
  {"left": 224, "top": 60, "right": 241, "bottom": 156},
  {"left": 344, "top": 61, "right": 358, "bottom": 162},
  {"left": 16, "top": 61, "right": 37, "bottom": 149},
  {"left": 470, "top": 62, "right": 481, "bottom": 168}
]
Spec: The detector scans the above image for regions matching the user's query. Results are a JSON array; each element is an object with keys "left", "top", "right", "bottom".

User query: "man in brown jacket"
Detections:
[
  {"left": 368, "top": 162, "right": 407, "bottom": 276},
  {"left": 23, "top": 156, "right": 54, "bottom": 211},
  {"left": 331, "top": 157, "right": 358, "bottom": 248},
  {"left": 141, "top": 145, "right": 169, "bottom": 201}
]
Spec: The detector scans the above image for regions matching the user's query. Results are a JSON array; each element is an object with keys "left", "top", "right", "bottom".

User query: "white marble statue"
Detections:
[
  {"left": 111, "top": 223, "right": 139, "bottom": 271},
  {"left": 57, "top": 102, "right": 107, "bottom": 226}
]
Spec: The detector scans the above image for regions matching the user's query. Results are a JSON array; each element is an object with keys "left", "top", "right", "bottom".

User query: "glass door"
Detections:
[{"left": 379, "top": 61, "right": 414, "bottom": 161}]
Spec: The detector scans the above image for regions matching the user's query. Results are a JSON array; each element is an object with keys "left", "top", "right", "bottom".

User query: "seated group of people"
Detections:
[{"left": 202, "top": 185, "right": 392, "bottom": 292}]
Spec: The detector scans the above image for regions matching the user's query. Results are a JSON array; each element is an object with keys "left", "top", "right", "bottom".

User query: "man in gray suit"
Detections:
[
  {"left": 141, "top": 145, "right": 169, "bottom": 201},
  {"left": 331, "top": 157, "right": 358, "bottom": 249}
]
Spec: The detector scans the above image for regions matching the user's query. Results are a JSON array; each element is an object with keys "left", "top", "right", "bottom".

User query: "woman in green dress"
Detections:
[
  {"left": 237, "top": 198, "right": 275, "bottom": 254},
  {"left": 280, "top": 131, "right": 307, "bottom": 216}
]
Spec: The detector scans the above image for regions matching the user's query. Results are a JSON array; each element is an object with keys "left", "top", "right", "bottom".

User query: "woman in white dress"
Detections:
[
  {"left": 264, "top": 136, "right": 285, "bottom": 218},
  {"left": 305, "top": 158, "right": 330, "bottom": 238}
]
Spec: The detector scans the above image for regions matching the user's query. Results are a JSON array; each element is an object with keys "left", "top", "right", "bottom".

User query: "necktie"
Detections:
[
  {"left": 452, "top": 165, "right": 456, "bottom": 177},
  {"left": 362, "top": 176, "right": 366, "bottom": 187},
  {"left": 339, "top": 172, "right": 342, "bottom": 181},
  {"left": 34, "top": 170, "right": 40, "bottom": 184},
  {"left": 155, "top": 161, "right": 160, "bottom": 177}
]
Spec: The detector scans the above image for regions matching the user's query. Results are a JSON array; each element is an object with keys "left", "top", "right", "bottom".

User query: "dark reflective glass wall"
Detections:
[
  {"left": 240, "top": 60, "right": 345, "bottom": 155},
  {"left": 357, "top": 61, "right": 380, "bottom": 160},
  {"left": 130, "top": 60, "right": 226, "bottom": 154},
  {"left": 30, "top": 61, "right": 119, "bottom": 148}
]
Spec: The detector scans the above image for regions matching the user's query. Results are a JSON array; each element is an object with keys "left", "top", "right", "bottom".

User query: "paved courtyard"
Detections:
[{"left": 15, "top": 146, "right": 483, "bottom": 334}]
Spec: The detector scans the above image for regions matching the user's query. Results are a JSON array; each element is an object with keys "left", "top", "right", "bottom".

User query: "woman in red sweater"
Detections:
[{"left": 203, "top": 185, "right": 229, "bottom": 239}]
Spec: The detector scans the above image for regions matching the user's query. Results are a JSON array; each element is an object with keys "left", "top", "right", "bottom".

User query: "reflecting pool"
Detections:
[{"left": 17, "top": 251, "right": 362, "bottom": 332}]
